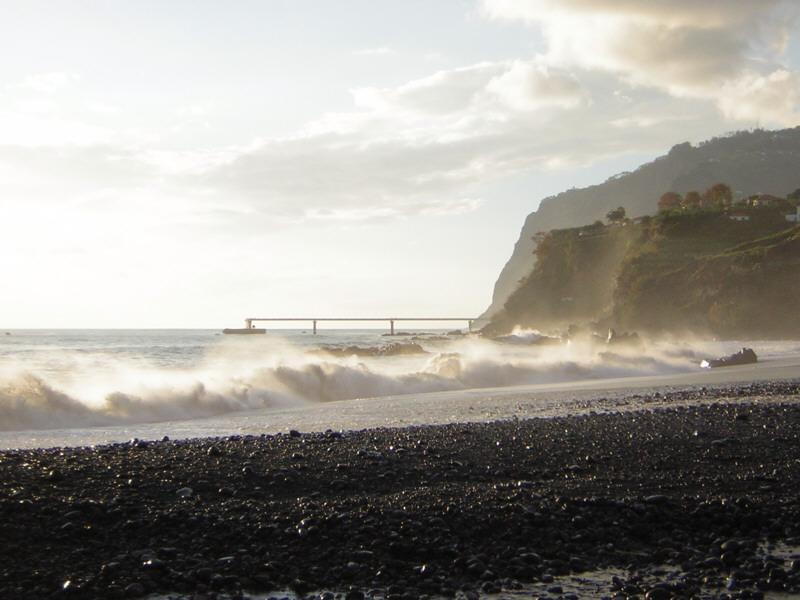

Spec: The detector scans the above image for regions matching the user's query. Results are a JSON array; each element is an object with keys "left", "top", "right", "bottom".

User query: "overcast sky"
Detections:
[{"left": 2, "top": 0, "right": 799, "bottom": 328}]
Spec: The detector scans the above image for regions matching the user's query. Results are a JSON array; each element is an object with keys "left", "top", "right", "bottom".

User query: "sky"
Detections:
[{"left": 2, "top": 0, "right": 799, "bottom": 329}]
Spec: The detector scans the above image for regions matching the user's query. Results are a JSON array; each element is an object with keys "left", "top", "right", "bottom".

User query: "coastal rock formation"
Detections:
[
  {"left": 483, "top": 127, "right": 800, "bottom": 320},
  {"left": 308, "top": 342, "right": 428, "bottom": 358},
  {"left": 483, "top": 212, "right": 800, "bottom": 338}
]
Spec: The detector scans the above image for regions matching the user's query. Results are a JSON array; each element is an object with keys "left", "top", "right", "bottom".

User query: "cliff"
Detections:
[
  {"left": 483, "top": 127, "right": 800, "bottom": 320},
  {"left": 484, "top": 210, "right": 800, "bottom": 339}
]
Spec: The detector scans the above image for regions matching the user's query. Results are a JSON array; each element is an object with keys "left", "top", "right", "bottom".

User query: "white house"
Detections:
[{"left": 786, "top": 206, "right": 800, "bottom": 222}]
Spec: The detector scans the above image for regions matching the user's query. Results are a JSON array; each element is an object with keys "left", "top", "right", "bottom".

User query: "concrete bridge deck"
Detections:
[{"left": 225, "top": 317, "right": 477, "bottom": 335}]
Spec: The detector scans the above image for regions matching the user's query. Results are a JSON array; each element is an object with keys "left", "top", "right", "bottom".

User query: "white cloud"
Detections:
[
  {"left": 484, "top": 60, "right": 585, "bottom": 111},
  {"left": 0, "top": 111, "right": 113, "bottom": 146},
  {"left": 8, "top": 72, "right": 79, "bottom": 94},
  {"left": 480, "top": 0, "right": 800, "bottom": 126},
  {"left": 181, "top": 63, "right": 582, "bottom": 216},
  {"left": 480, "top": 0, "right": 788, "bottom": 29},
  {"left": 719, "top": 69, "right": 800, "bottom": 123},
  {"left": 0, "top": 53, "right": 726, "bottom": 227},
  {"left": 354, "top": 63, "right": 504, "bottom": 115}
]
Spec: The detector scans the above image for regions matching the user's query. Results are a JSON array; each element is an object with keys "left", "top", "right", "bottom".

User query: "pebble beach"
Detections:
[{"left": 2, "top": 378, "right": 800, "bottom": 600}]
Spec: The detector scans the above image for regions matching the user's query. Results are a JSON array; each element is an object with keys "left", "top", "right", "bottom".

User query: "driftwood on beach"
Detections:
[{"left": 1, "top": 381, "right": 800, "bottom": 599}]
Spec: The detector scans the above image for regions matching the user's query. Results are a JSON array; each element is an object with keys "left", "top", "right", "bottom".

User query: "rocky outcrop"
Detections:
[
  {"left": 485, "top": 213, "right": 800, "bottom": 339},
  {"left": 483, "top": 127, "right": 800, "bottom": 320},
  {"left": 701, "top": 348, "right": 758, "bottom": 369}
]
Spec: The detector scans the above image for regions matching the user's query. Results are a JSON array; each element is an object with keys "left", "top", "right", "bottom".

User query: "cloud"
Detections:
[
  {"left": 0, "top": 111, "right": 113, "bottom": 146},
  {"left": 719, "top": 69, "right": 800, "bottom": 123},
  {"left": 180, "top": 59, "right": 594, "bottom": 219},
  {"left": 8, "top": 72, "right": 79, "bottom": 94},
  {"left": 480, "top": 0, "right": 787, "bottom": 28},
  {"left": 480, "top": 0, "right": 800, "bottom": 125},
  {"left": 0, "top": 54, "right": 723, "bottom": 227},
  {"left": 484, "top": 60, "right": 585, "bottom": 111},
  {"left": 4, "top": 1, "right": 798, "bottom": 232},
  {"left": 353, "top": 62, "right": 503, "bottom": 115}
]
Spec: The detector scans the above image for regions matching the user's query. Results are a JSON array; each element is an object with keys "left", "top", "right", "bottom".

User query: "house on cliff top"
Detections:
[{"left": 750, "top": 194, "right": 781, "bottom": 207}]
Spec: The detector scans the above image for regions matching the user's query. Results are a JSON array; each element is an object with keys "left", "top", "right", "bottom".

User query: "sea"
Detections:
[{"left": 2, "top": 328, "right": 800, "bottom": 450}]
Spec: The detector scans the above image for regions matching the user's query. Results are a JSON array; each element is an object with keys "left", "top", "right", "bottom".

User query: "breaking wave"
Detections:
[{"left": 0, "top": 329, "right": 712, "bottom": 432}]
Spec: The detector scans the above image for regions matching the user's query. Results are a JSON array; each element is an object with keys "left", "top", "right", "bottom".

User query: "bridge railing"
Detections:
[{"left": 243, "top": 317, "right": 476, "bottom": 335}]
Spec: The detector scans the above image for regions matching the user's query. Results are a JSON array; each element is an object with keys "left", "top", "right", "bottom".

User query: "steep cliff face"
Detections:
[
  {"left": 485, "top": 212, "right": 800, "bottom": 339},
  {"left": 483, "top": 223, "right": 639, "bottom": 336},
  {"left": 483, "top": 127, "right": 800, "bottom": 320}
]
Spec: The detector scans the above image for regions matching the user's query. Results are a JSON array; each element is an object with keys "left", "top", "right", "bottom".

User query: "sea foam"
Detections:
[{"left": 0, "top": 329, "right": 710, "bottom": 433}]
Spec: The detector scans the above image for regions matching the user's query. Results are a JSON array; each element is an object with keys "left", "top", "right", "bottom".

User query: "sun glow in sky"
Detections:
[{"left": 2, "top": 0, "right": 800, "bottom": 328}]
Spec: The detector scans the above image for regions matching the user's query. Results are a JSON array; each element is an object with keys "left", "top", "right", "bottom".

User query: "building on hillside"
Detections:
[
  {"left": 751, "top": 194, "right": 782, "bottom": 207},
  {"left": 729, "top": 213, "right": 751, "bottom": 222},
  {"left": 786, "top": 206, "right": 800, "bottom": 222}
]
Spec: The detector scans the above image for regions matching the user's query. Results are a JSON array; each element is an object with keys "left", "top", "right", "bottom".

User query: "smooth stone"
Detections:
[
  {"left": 124, "top": 582, "right": 145, "bottom": 598},
  {"left": 644, "top": 587, "right": 671, "bottom": 600},
  {"left": 643, "top": 495, "right": 668, "bottom": 504},
  {"left": 547, "top": 585, "right": 563, "bottom": 594}
]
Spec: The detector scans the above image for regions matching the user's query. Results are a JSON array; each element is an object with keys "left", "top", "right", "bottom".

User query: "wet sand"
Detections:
[{"left": 1, "top": 375, "right": 800, "bottom": 599}]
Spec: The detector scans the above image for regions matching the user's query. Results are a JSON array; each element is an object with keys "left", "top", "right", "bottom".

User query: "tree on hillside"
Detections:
[
  {"left": 700, "top": 191, "right": 716, "bottom": 209},
  {"left": 658, "top": 192, "right": 682, "bottom": 213},
  {"left": 702, "top": 183, "right": 733, "bottom": 208},
  {"left": 683, "top": 191, "right": 702, "bottom": 210},
  {"left": 606, "top": 206, "right": 626, "bottom": 224},
  {"left": 531, "top": 231, "right": 548, "bottom": 256}
]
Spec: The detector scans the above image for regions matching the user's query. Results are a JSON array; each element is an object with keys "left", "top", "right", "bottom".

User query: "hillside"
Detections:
[
  {"left": 483, "top": 127, "right": 800, "bottom": 320},
  {"left": 484, "top": 210, "right": 800, "bottom": 339}
]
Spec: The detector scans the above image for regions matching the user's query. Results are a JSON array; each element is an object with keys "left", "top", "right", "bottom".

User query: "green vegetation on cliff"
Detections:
[{"left": 485, "top": 205, "right": 800, "bottom": 339}]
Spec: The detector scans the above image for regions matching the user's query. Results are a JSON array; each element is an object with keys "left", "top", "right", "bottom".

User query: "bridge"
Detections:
[{"left": 225, "top": 317, "right": 477, "bottom": 335}]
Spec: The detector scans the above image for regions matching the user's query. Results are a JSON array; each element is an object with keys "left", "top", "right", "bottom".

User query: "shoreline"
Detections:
[{"left": 2, "top": 381, "right": 800, "bottom": 599}]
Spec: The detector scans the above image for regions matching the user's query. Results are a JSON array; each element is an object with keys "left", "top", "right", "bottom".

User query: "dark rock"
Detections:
[
  {"left": 701, "top": 348, "right": 758, "bottom": 369},
  {"left": 175, "top": 487, "right": 193, "bottom": 499},
  {"left": 124, "top": 582, "right": 145, "bottom": 598},
  {"left": 643, "top": 495, "right": 668, "bottom": 505},
  {"left": 644, "top": 587, "right": 671, "bottom": 600}
]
